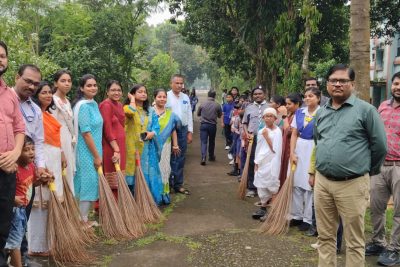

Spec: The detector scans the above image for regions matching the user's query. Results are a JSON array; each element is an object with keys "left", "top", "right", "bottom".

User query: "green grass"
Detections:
[
  {"left": 364, "top": 207, "right": 394, "bottom": 234},
  {"left": 101, "top": 255, "right": 113, "bottom": 267}
]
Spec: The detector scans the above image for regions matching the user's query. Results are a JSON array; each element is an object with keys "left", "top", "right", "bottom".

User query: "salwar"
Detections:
[
  {"left": 257, "top": 188, "right": 274, "bottom": 205},
  {"left": 291, "top": 186, "right": 313, "bottom": 224}
]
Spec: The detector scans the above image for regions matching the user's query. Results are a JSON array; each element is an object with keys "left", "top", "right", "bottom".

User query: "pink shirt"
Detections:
[
  {"left": 378, "top": 99, "right": 400, "bottom": 161},
  {"left": 0, "top": 79, "right": 25, "bottom": 153}
]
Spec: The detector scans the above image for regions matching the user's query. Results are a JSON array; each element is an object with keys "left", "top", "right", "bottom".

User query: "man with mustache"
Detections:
[
  {"left": 13, "top": 64, "right": 45, "bottom": 266},
  {"left": 365, "top": 72, "right": 400, "bottom": 266},
  {"left": 0, "top": 41, "right": 26, "bottom": 267}
]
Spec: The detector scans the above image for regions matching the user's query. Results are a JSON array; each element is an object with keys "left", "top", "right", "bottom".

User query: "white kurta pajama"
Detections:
[{"left": 254, "top": 126, "right": 283, "bottom": 205}]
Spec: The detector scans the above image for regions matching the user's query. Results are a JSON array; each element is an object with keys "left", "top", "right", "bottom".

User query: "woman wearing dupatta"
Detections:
[
  {"left": 124, "top": 84, "right": 162, "bottom": 205},
  {"left": 99, "top": 80, "right": 126, "bottom": 198},
  {"left": 52, "top": 69, "right": 76, "bottom": 195},
  {"left": 278, "top": 93, "right": 302, "bottom": 188},
  {"left": 29, "top": 82, "right": 63, "bottom": 255},
  {"left": 72, "top": 74, "right": 103, "bottom": 226},
  {"left": 153, "top": 89, "right": 180, "bottom": 205}
]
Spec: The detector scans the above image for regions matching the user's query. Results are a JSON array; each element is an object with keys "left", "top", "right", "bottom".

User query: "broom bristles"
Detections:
[
  {"left": 47, "top": 183, "right": 94, "bottom": 266},
  {"left": 259, "top": 164, "right": 296, "bottom": 235},
  {"left": 98, "top": 167, "right": 132, "bottom": 240},
  {"left": 61, "top": 171, "right": 97, "bottom": 244},
  {"left": 134, "top": 152, "right": 162, "bottom": 224},
  {"left": 115, "top": 164, "right": 146, "bottom": 238},
  {"left": 238, "top": 138, "right": 254, "bottom": 200}
]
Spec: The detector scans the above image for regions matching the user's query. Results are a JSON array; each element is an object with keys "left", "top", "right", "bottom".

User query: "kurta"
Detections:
[
  {"left": 28, "top": 111, "right": 63, "bottom": 253},
  {"left": 156, "top": 109, "right": 180, "bottom": 204},
  {"left": 253, "top": 126, "right": 282, "bottom": 193},
  {"left": 100, "top": 99, "right": 126, "bottom": 189},
  {"left": 124, "top": 105, "right": 163, "bottom": 204},
  {"left": 74, "top": 101, "right": 103, "bottom": 201},
  {"left": 52, "top": 95, "right": 76, "bottom": 195}
]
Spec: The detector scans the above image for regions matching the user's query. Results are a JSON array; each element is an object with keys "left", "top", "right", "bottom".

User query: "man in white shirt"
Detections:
[{"left": 166, "top": 74, "right": 193, "bottom": 195}]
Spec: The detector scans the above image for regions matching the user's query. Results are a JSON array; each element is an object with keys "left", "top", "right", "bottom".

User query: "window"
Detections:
[
  {"left": 376, "top": 49, "right": 384, "bottom": 70},
  {"left": 397, "top": 37, "right": 400, "bottom": 57}
]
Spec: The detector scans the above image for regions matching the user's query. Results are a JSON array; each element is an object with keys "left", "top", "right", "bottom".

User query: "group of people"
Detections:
[
  {"left": 0, "top": 40, "right": 194, "bottom": 267},
  {"left": 198, "top": 65, "right": 399, "bottom": 267}
]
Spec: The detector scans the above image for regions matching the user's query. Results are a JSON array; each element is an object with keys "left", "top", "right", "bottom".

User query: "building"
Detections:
[{"left": 370, "top": 33, "right": 400, "bottom": 107}]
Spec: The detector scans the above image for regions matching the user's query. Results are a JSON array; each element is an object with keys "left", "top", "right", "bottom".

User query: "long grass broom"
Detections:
[
  {"left": 259, "top": 164, "right": 296, "bottom": 235},
  {"left": 61, "top": 169, "right": 97, "bottom": 244},
  {"left": 98, "top": 166, "right": 132, "bottom": 240},
  {"left": 134, "top": 151, "right": 162, "bottom": 224},
  {"left": 115, "top": 163, "right": 146, "bottom": 238},
  {"left": 238, "top": 137, "right": 254, "bottom": 200},
  {"left": 47, "top": 181, "right": 94, "bottom": 266}
]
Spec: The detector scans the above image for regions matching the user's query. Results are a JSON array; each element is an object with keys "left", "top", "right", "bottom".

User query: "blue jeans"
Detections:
[
  {"left": 5, "top": 207, "right": 27, "bottom": 250},
  {"left": 170, "top": 125, "right": 188, "bottom": 191},
  {"left": 200, "top": 123, "right": 216, "bottom": 158}
]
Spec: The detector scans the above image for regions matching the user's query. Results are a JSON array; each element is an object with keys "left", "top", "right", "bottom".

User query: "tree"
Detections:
[
  {"left": 350, "top": 0, "right": 370, "bottom": 102},
  {"left": 146, "top": 52, "right": 179, "bottom": 90}
]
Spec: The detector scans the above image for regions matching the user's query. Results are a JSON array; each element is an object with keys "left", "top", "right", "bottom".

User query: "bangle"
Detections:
[{"left": 172, "top": 146, "right": 179, "bottom": 149}]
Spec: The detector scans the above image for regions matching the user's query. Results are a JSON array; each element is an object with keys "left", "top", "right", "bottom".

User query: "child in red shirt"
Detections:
[{"left": 5, "top": 136, "right": 49, "bottom": 267}]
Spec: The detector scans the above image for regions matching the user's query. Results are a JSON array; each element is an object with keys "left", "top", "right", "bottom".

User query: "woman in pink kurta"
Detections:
[{"left": 99, "top": 80, "right": 126, "bottom": 199}]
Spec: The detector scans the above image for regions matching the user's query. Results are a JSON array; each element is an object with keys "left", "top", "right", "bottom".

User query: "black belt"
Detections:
[{"left": 324, "top": 173, "right": 361, "bottom": 181}]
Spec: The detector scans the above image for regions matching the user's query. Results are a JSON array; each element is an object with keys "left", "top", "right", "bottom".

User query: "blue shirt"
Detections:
[{"left": 222, "top": 102, "right": 234, "bottom": 125}]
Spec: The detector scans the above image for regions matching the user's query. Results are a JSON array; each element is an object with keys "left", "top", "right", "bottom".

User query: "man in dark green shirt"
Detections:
[{"left": 311, "top": 64, "right": 387, "bottom": 267}]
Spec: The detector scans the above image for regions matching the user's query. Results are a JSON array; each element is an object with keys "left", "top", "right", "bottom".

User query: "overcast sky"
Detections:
[{"left": 146, "top": 3, "right": 173, "bottom": 26}]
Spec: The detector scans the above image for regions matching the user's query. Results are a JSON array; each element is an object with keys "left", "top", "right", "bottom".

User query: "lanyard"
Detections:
[{"left": 20, "top": 101, "right": 36, "bottom": 123}]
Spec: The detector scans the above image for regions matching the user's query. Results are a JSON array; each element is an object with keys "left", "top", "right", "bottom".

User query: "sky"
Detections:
[{"left": 146, "top": 3, "right": 173, "bottom": 26}]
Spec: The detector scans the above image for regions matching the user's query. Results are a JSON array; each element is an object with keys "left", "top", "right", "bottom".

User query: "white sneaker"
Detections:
[
  {"left": 227, "top": 153, "right": 233, "bottom": 160},
  {"left": 245, "top": 190, "right": 256, "bottom": 198},
  {"left": 229, "top": 159, "right": 234, "bottom": 165},
  {"left": 225, "top": 145, "right": 230, "bottom": 150},
  {"left": 311, "top": 242, "right": 320, "bottom": 249}
]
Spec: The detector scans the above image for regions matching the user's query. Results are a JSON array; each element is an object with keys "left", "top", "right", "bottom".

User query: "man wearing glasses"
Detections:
[
  {"left": 13, "top": 64, "right": 45, "bottom": 266},
  {"left": 311, "top": 64, "right": 387, "bottom": 266},
  {"left": 0, "top": 41, "right": 26, "bottom": 267}
]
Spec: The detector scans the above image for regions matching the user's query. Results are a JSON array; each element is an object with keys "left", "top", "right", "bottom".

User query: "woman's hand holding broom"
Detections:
[{"left": 94, "top": 157, "right": 102, "bottom": 169}]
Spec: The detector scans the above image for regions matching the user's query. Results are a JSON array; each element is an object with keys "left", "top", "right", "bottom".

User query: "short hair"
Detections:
[
  {"left": 170, "top": 74, "right": 184, "bottom": 82},
  {"left": 325, "top": 64, "right": 355, "bottom": 81},
  {"left": 0, "top": 41, "right": 8, "bottom": 56},
  {"left": 391, "top": 71, "right": 400, "bottom": 82},
  {"left": 305, "top": 77, "right": 319, "bottom": 86},
  {"left": 24, "top": 135, "right": 34, "bottom": 146},
  {"left": 17, "top": 64, "right": 41, "bottom": 77},
  {"left": 226, "top": 93, "right": 233, "bottom": 98},
  {"left": 251, "top": 85, "right": 265, "bottom": 96},
  {"left": 208, "top": 90, "right": 216, "bottom": 98}
]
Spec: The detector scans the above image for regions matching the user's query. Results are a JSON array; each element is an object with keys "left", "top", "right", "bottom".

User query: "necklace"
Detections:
[{"left": 154, "top": 106, "right": 166, "bottom": 117}]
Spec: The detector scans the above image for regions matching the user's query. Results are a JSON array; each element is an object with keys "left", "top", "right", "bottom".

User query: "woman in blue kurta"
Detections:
[
  {"left": 153, "top": 89, "right": 180, "bottom": 205},
  {"left": 73, "top": 74, "right": 103, "bottom": 225},
  {"left": 124, "top": 84, "right": 163, "bottom": 205},
  {"left": 289, "top": 87, "right": 320, "bottom": 231}
]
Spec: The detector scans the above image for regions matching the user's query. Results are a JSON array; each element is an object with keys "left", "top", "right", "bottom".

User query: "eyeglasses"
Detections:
[
  {"left": 327, "top": 79, "right": 352, "bottom": 85},
  {"left": 21, "top": 77, "right": 40, "bottom": 88}
]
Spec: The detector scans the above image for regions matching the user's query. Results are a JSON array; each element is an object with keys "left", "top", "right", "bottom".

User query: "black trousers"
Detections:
[
  {"left": 247, "top": 134, "right": 257, "bottom": 191},
  {"left": 224, "top": 124, "right": 232, "bottom": 146},
  {"left": 200, "top": 123, "right": 217, "bottom": 158},
  {"left": 0, "top": 170, "right": 16, "bottom": 267}
]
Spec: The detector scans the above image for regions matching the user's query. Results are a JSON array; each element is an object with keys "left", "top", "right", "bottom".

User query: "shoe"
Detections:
[
  {"left": 289, "top": 219, "right": 303, "bottom": 227},
  {"left": 201, "top": 157, "right": 206, "bottom": 165},
  {"left": 298, "top": 222, "right": 311, "bottom": 231},
  {"left": 377, "top": 249, "right": 400, "bottom": 266},
  {"left": 229, "top": 159, "right": 234, "bottom": 165},
  {"left": 311, "top": 242, "right": 320, "bottom": 249},
  {"left": 245, "top": 190, "right": 256, "bottom": 198},
  {"left": 225, "top": 145, "right": 230, "bottom": 150},
  {"left": 305, "top": 225, "right": 318, "bottom": 237},
  {"left": 365, "top": 242, "right": 385, "bottom": 256},
  {"left": 227, "top": 153, "right": 233, "bottom": 160},
  {"left": 227, "top": 169, "right": 238, "bottom": 176},
  {"left": 252, "top": 208, "right": 266, "bottom": 220},
  {"left": 209, "top": 155, "right": 216, "bottom": 161}
]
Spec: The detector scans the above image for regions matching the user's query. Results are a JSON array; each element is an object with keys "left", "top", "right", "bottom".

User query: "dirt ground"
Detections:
[{"left": 29, "top": 92, "right": 381, "bottom": 267}]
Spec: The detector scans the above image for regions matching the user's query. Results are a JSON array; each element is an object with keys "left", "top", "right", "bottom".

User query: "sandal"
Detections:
[{"left": 176, "top": 187, "right": 191, "bottom": 195}]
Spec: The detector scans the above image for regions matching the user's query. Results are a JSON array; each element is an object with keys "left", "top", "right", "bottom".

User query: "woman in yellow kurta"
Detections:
[{"left": 124, "top": 84, "right": 162, "bottom": 204}]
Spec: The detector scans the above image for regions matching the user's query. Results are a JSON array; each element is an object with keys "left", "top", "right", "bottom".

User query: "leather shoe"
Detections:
[
  {"left": 289, "top": 219, "right": 303, "bottom": 227},
  {"left": 377, "top": 249, "right": 400, "bottom": 266},
  {"left": 252, "top": 208, "right": 266, "bottom": 220},
  {"left": 365, "top": 242, "right": 385, "bottom": 256},
  {"left": 209, "top": 155, "right": 216, "bottom": 161},
  {"left": 298, "top": 222, "right": 311, "bottom": 231},
  {"left": 200, "top": 157, "right": 206, "bottom": 165},
  {"left": 305, "top": 225, "right": 318, "bottom": 237}
]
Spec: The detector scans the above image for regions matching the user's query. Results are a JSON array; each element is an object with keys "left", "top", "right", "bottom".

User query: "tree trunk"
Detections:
[
  {"left": 301, "top": 21, "right": 311, "bottom": 79},
  {"left": 255, "top": 29, "right": 266, "bottom": 90},
  {"left": 350, "top": 0, "right": 371, "bottom": 102},
  {"left": 271, "top": 69, "right": 277, "bottom": 98}
]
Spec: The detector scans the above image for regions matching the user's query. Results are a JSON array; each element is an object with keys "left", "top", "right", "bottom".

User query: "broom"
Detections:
[
  {"left": 98, "top": 166, "right": 132, "bottom": 240},
  {"left": 134, "top": 151, "right": 162, "bottom": 224},
  {"left": 115, "top": 163, "right": 146, "bottom": 238},
  {"left": 238, "top": 137, "right": 254, "bottom": 200},
  {"left": 61, "top": 169, "right": 97, "bottom": 244},
  {"left": 47, "top": 181, "right": 94, "bottom": 266},
  {"left": 259, "top": 164, "right": 296, "bottom": 235}
]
